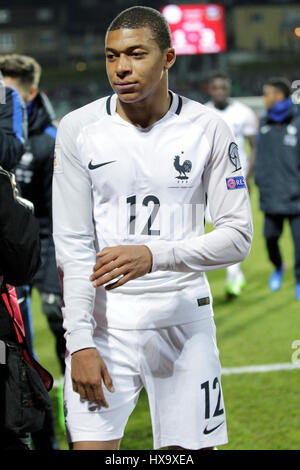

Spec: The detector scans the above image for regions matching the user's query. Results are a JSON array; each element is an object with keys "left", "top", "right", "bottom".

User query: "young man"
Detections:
[
  {"left": 0, "top": 54, "right": 63, "bottom": 449},
  {"left": 254, "top": 77, "right": 300, "bottom": 299},
  {"left": 205, "top": 72, "right": 257, "bottom": 298},
  {"left": 53, "top": 7, "right": 253, "bottom": 450}
]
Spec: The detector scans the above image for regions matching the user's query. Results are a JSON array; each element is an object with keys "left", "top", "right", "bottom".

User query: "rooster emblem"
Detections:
[{"left": 173, "top": 153, "right": 192, "bottom": 180}]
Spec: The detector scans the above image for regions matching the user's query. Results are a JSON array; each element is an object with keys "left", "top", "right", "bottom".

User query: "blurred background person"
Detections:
[
  {"left": 0, "top": 166, "right": 41, "bottom": 450},
  {"left": 254, "top": 77, "right": 300, "bottom": 299},
  {"left": 0, "top": 71, "right": 25, "bottom": 170},
  {"left": 205, "top": 72, "right": 258, "bottom": 298},
  {"left": 0, "top": 54, "right": 64, "bottom": 449}
]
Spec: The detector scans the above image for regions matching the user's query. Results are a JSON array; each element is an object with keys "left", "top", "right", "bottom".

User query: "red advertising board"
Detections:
[{"left": 161, "top": 4, "right": 226, "bottom": 55}]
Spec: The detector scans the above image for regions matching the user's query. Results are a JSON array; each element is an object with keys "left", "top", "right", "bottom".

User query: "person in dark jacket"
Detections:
[
  {"left": 0, "top": 71, "right": 25, "bottom": 170},
  {"left": 254, "top": 77, "right": 300, "bottom": 299},
  {"left": 0, "top": 55, "right": 66, "bottom": 372},
  {"left": 0, "top": 54, "right": 63, "bottom": 449},
  {"left": 0, "top": 166, "right": 41, "bottom": 450},
  {"left": 0, "top": 77, "right": 34, "bottom": 450}
]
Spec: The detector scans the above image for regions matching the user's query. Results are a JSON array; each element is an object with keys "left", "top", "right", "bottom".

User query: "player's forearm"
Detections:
[
  {"left": 54, "top": 233, "right": 98, "bottom": 354},
  {"left": 57, "top": 274, "right": 97, "bottom": 355},
  {"left": 53, "top": 115, "right": 99, "bottom": 354},
  {"left": 146, "top": 221, "right": 252, "bottom": 273}
]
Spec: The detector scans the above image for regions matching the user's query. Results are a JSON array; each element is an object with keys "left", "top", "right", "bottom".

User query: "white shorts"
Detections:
[{"left": 64, "top": 316, "right": 228, "bottom": 449}]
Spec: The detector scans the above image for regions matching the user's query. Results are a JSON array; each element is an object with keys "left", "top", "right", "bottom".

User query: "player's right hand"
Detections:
[{"left": 71, "top": 347, "right": 114, "bottom": 407}]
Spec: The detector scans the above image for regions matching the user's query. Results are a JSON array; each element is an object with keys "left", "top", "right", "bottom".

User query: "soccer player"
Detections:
[
  {"left": 205, "top": 72, "right": 257, "bottom": 298},
  {"left": 53, "top": 7, "right": 253, "bottom": 450},
  {"left": 254, "top": 77, "right": 300, "bottom": 299}
]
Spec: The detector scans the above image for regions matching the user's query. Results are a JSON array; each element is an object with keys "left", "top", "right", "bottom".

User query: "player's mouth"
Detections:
[{"left": 114, "top": 82, "right": 138, "bottom": 92}]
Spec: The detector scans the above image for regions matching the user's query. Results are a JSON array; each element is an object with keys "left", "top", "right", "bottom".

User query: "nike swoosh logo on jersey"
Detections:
[
  {"left": 88, "top": 160, "right": 116, "bottom": 170},
  {"left": 203, "top": 421, "right": 224, "bottom": 435}
]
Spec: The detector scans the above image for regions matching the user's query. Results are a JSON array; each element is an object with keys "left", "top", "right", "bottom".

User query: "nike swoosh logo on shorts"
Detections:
[
  {"left": 88, "top": 160, "right": 116, "bottom": 170},
  {"left": 203, "top": 421, "right": 225, "bottom": 435}
]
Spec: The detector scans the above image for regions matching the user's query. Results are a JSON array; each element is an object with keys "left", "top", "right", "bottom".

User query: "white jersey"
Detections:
[
  {"left": 205, "top": 100, "right": 258, "bottom": 172},
  {"left": 53, "top": 91, "right": 253, "bottom": 354}
]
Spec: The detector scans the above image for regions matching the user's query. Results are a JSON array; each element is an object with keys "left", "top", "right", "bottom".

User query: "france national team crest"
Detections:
[
  {"left": 226, "top": 176, "right": 246, "bottom": 190},
  {"left": 173, "top": 152, "right": 192, "bottom": 180}
]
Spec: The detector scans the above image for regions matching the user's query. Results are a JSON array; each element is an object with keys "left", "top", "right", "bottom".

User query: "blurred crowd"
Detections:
[{"left": 42, "top": 64, "right": 300, "bottom": 120}]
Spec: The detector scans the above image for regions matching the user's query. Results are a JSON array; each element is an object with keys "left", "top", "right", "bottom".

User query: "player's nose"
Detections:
[{"left": 116, "top": 53, "right": 131, "bottom": 76}]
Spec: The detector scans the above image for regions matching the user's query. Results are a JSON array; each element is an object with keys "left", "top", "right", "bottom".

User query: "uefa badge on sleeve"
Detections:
[{"left": 226, "top": 176, "right": 246, "bottom": 190}]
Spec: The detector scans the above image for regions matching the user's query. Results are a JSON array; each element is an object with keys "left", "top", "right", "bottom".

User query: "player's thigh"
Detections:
[
  {"left": 141, "top": 317, "right": 227, "bottom": 449},
  {"left": 64, "top": 328, "right": 143, "bottom": 446}
]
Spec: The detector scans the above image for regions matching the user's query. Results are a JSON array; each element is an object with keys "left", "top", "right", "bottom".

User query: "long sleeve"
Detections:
[
  {"left": 52, "top": 116, "right": 97, "bottom": 355},
  {"left": 145, "top": 118, "right": 253, "bottom": 273}
]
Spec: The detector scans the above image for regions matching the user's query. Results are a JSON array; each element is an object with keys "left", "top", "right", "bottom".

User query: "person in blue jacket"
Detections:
[
  {"left": 254, "top": 77, "right": 300, "bottom": 299},
  {"left": 0, "top": 54, "right": 64, "bottom": 449},
  {"left": 0, "top": 70, "right": 25, "bottom": 170}
]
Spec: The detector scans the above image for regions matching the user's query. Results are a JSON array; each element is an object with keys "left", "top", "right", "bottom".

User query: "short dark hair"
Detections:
[
  {"left": 265, "top": 77, "right": 291, "bottom": 98},
  {"left": 107, "top": 6, "right": 172, "bottom": 51},
  {"left": 0, "top": 54, "right": 41, "bottom": 88},
  {"left": 209, "top": 71, "right": 231, "bottom": 85}
]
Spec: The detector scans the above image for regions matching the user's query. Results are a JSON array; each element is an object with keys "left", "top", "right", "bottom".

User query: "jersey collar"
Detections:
[{"left": 106, "top": 91, "right": 182, "bottom": 118}]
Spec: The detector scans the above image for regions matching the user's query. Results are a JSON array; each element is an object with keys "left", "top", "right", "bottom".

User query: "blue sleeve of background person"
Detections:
[
  {"left": 0, "top": 87, "right": 25, "bottom": 170},
  {"left": 10, "top": 87, "right": 25, "bottom": 143},
  {"left": 44, "top": 125, "right": 57, "bottom": 140}
]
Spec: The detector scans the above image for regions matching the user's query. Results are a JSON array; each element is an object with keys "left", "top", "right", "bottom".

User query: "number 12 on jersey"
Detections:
[{"left": 127, "top": 194, "right": 160, "bottom": 236}]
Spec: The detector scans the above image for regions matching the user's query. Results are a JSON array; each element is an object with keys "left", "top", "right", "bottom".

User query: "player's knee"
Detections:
[
  {"left": 168, "top": 445, "right": 214, "bottom": 450},
  {"left": 72, "top": 439, "right": 121, "bottom": 450}
]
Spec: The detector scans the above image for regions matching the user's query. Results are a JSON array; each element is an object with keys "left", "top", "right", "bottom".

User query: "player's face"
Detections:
[
  {"left": 209, "top": 78, "right": 231, "bottom": 107},
  {"left": 263, "top": 84, "right": 284, "bottom": 110},
  {"left": 105, "top": 27, "right": 175, "bottom": 103}
]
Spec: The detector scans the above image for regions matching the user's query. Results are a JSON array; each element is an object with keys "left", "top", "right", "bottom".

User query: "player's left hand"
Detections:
[{"left": 90, "top": 245, "right": 153, "bottom": 290}]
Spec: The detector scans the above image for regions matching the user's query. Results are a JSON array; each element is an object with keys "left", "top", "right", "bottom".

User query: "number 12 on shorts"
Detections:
[{"left": 201, "top": 377, "right": 224, "bottom": 419}]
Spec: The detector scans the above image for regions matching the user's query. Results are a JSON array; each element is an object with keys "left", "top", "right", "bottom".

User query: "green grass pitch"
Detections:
[{"left": 31, "top": 183, "right": 300, "bottom": 450}]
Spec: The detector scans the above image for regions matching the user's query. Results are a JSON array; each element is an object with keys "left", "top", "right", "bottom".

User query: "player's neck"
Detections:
[
  {"left": 214, "top": 100, "right": 230, "bottom": 111},
  {"left": 116, "top": 84, "right": 172, "bottom": 129}
]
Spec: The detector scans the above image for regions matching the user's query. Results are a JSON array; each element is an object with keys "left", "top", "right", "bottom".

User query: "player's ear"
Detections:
[
  {"left": 28, "top": 86, "right": 38, "bottom": 103},
  {"left": 164, "top": 48, "right": 176, "bottom": 70}
]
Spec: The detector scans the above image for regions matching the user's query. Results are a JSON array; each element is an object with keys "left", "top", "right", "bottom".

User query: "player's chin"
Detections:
[
  {"left": 117, "top": 94, "right": 142, "bottom": 104},
  {"left": 114, "top": 88, "right": 144, "bottom": 104}
]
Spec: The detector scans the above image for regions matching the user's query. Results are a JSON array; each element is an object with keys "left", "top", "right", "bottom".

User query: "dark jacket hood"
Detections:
[{"left": 27, "top": 92, "right": 56, "bottom": 135}]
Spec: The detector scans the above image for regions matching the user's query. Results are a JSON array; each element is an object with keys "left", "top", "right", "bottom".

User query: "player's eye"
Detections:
[
  {"left": 106, "top": 53, "right": 116, "bottom": 60},
  {"left": 131, "top": 52, "right": 146, "bottom": 58}
]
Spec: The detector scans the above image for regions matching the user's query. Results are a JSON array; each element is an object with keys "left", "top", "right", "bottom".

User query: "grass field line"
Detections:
[
  {"left": 52, "top": 362, "right": 300, "bottom": 388},
  {"left": 221, "top": 362, "right": 300, "bottom": 375}
]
